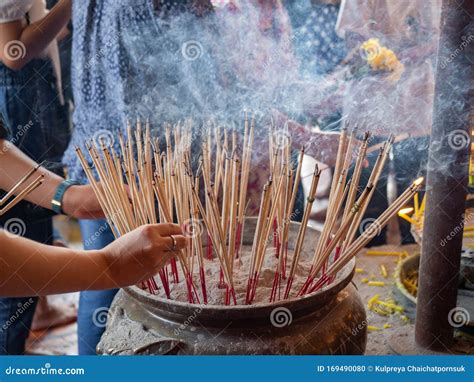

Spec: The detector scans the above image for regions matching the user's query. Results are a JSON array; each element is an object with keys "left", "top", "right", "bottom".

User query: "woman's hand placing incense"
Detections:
[
  {"left": 99, "top": 223, "right": 188, "bottom": 288},
  {"left": 0, "top": 223, "right": 188, "bottom": 297}
]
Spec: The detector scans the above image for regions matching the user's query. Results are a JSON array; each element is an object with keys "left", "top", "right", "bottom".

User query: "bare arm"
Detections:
[
  {"left": 0, "top": 229, "right": 110, "bottom": 296},
  {"left": 0, "top": 139, "right": 103, "bottom": 218},
  {"left": 0, "top": 0, "right": 71, "bottom": 70},
  {"left": 0, "top": 223, "right": 187, "bottom": 297}
]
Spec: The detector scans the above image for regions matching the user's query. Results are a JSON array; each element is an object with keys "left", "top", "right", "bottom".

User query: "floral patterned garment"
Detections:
[
  {"left": 65, "top": 0, "right": 303, "bottom": 218},
  {"left": 64, "top": 0, "right": 218, "bottom": 182},
  {"left": 284, "top": 0, "right": 346, "bottom": 77}
]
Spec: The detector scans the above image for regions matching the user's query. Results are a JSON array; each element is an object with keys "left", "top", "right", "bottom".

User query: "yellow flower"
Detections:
[
  {"left": 361, "top": 38, "right": 382, "bottom": 62},
  {"left": 360, "top": 38, "right": 405, "bottom": 81}
]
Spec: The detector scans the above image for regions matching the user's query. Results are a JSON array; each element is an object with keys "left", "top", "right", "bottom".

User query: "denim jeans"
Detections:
[
  {"left": 78, "top": 219, "right": 118, "bottom": 355},
  {"left": 0, "top": 298, "right": 38, "bottom": 355},
  {"left": 0, "top": 214, "right": 53, "bottom": 354},
  {"left": 0, "top": 59, "right": 70, "bottom": 168},
  {"left": 0, "top": 211, "right": 54, "bottom": 354},
  {"left": 0, "top": 59, "right": 68, "bottom": 355}
]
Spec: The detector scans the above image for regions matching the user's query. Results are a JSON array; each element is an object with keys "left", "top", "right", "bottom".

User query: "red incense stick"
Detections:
[
  {"left": 199, "top": 266, "right": 208, "bottom": 304},
  {"left": 171, "top": 258, "right": 179, "bottom": 283}
]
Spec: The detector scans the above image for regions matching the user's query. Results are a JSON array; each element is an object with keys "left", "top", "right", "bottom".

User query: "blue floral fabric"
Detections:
[
  {"left": 284, "top": 1, "right": 346, "bottom": 77},
  {"left": 64, "top": 0, "right": 219, "bottom": 182}
]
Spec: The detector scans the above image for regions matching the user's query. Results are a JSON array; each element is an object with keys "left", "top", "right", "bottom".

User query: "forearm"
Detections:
[
  {"left": 0, "top": 230, "right": 111, "bottom": 297},
  {"left": 0, "top": 139, "right": 63, "bottom": 210},
  {"left": 0, "top": 140, "right": 105, "bottom": 219},
  {"left": 21, "top": 0, "right": 71, "bottom": 55},
  {"left": 0, "top": 0, "right": 71, "bottom": 70}
]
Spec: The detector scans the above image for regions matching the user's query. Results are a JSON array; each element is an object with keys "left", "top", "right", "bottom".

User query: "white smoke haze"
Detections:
[
  {"left": 97, "top": 0, "right": 471, "bottom": 183},
  {"left": 122, "top": 2, "right": 302, "bottom": 139}
]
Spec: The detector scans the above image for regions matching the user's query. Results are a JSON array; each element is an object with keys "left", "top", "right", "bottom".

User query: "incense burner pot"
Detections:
[{"left": 97, "top": 219, "right": 367, "bottom": 355}]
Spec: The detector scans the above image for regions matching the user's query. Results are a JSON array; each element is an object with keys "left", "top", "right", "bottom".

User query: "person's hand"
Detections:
[
  {"left": 62, "top": 184, "right": 105, "bottom": 219},
  {"left": 98, "top": 224, "right": 188, "bottom": 288}
]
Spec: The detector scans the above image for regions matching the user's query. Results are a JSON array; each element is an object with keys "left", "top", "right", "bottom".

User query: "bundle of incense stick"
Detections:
[
  {"left": 1, "top": 164, "right": 44, "bottom": 216},
  {"left": 290, "top": 132, "right": 423, "bottom": 298},
  {"left": 76, "top": 118, "right": 421, "bottom": 305}
]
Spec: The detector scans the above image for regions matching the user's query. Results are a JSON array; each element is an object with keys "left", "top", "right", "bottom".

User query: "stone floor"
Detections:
[{"left": 354, "top": 244, "right": 419, "bottom": 355}]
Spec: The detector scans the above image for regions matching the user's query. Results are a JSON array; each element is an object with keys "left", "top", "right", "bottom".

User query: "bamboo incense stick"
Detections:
[
  {"left": 75, "top": 118, "right": 410, "bottom": 306},
  {"left": 0, "top": 174, "right": 44, "bottom": 216},
  {"left": 0, "top": 162, "right": 43, "bottom": 206},
  {"left": 283, "top": 163, "right": 320, "bottom": 300},
  {"left": 310, "top": 177, "right": 424, "bottom": 293}
]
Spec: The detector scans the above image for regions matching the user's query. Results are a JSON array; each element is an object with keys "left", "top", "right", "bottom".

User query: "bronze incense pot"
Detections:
[{"left": 97, "top": 219, "right": 367, "bottom": 355}]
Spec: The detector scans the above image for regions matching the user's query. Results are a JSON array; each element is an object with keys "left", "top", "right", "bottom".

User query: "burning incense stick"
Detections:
[
  {"left": 75, "top": 117, "right": 418, "bottom": 306},
  {"left": 311, "top": 177, "right": 424, "bottom": 292}
]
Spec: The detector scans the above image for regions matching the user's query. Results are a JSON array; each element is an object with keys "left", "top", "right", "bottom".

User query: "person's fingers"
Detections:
[
  {"left": 161, "top": 234, "right": 188, "bottom": 252},
  {"left": 155, "top": 223, "right": 184, "bottom": 237}
]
